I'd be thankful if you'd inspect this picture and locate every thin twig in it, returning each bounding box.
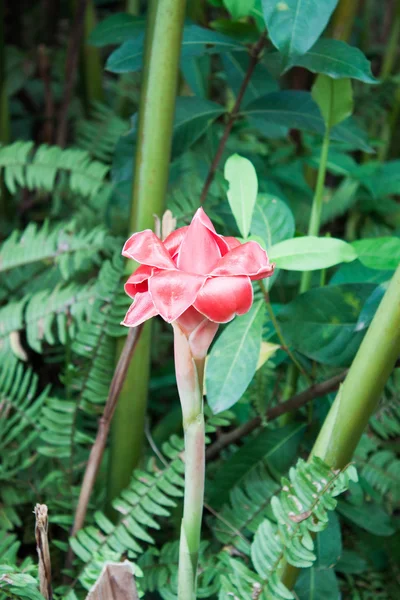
[200,33,267,204]
[206,371,348,460]
[56,0,89,147]
[206,355,400,461]
[66,325,143,567]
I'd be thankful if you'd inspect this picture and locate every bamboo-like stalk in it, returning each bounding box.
[79,0,103,109]
[107,0,187,508]
[281,264,400,590]
[330,0,360,41]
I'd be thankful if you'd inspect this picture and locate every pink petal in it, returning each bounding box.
[122,230,175,269]
[177,209,222,274]
[121,292,158,327]
[149,270,206,323]
[163,226,188,256]
[176,306,206,335]
[194,276,253,323]
[125,265,153,297]
[188,318,219,360]
[224,236,242,250]
[210,241,274,280]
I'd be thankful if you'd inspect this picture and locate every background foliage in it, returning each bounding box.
[0,1,399,599]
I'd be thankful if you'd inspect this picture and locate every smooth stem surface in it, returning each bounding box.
[108,0,186,508]
[281,265,400,591]
[173,324,205,599]
[300,126,331,293]
[80,0,103,108]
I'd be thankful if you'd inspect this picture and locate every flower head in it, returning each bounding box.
[122,208,274,332]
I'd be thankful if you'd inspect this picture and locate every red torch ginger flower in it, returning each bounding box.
[122,208,274,337]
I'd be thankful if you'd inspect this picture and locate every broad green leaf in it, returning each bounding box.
[171,98,224,159]
[209,423,305,507]
[244,91,372,152]
[106,34,144,73]
[336,550,367,574]
[330,260,394,285]
[224,154,258,238]
[287,39,378,84]
[269,236,357,270]
[222,52,278,106]
[352,237,400,270]
[311,74,353,129]
[312,74,353,129]
[295,568,340,600]
[337,500,395,536]
[277,283,376,366]
[106,24,244,73]
[111,97,223,184]
[251,194,295,249]
[223,0,256,19]
[315,512,342,569]
[206,301,264,413]
[261,0,338,58]
[359,160,400,198]
[89,13,145,46]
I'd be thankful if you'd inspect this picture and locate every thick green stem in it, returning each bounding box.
[300,126,331,293]
[173,324,205,600]
[107,0,186,507]
[281,265,400,590]
[80,0,103,108]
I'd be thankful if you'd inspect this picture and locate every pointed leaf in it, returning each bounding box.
[312,74,353,129]
[269,236,357,270]
[225,154,258,238]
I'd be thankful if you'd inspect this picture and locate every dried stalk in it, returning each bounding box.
[34,504,53,600]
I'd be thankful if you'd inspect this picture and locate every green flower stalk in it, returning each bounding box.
[120,208,275,598]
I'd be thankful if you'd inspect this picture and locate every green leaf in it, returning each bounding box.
[106,24,243,73]
[312,74,353,129]
[352,237,400,270]
[277,283,377,366]
[89,13,145,46]
[208,423,305,507]
[359,160,400,198]
[223,0,257,19]
[105,34,144,73]
[315,512,342,569]
[261,0,338,58]
[224,154,258,238]
[336,550,367,574]
[206,301,264,413]
[222,52,278,106]
[171,98,224,159]
[251,193,295,249]
[287,39,378,83]
[269,236,357,270]
[244,91,372,151]
[295,568,340,600]
[337,500,395,536]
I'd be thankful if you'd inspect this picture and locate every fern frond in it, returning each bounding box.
[213,464,279,555]
[25,282,96,353]
[361,450,400,503]
[69,435,185,591]
[220,457,357,600]
[369,401,400,439]
[0,300,25,356]
[76,102,129,163]
[0,221,111,277]
[0,141,109,198]
[0,566,43,600]
[0,356,48,481]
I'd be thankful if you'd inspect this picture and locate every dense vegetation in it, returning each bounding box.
[0,1,399,599]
